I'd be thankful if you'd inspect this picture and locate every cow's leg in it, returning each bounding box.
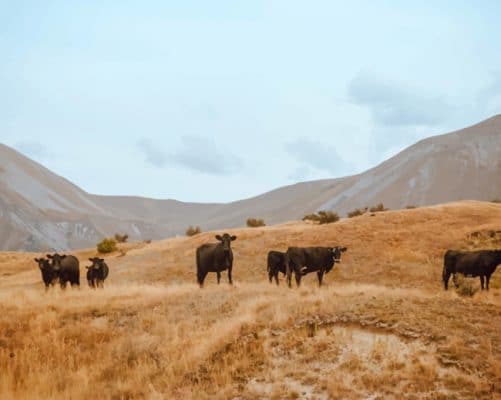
[285,258,293,288]
[268,269,273,284]
[480,275,485,290]
[443,272,451,290]
[274,272,279,286]
[217,271,221,284]
[486,274,491,291]
[228,266,233,285]
[197,270,208,288]
[294,271,302,287]
[317,270,324,287]
[443,267,451,290]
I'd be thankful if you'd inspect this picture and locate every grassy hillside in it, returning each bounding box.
[0,201,500,399]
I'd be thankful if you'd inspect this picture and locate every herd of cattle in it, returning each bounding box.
[34,254,109,289]
[34,233,501,291]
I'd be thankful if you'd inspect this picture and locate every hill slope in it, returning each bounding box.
[1,115,500,251]
[1,201,500,399]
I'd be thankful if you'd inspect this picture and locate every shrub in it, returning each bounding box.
[347,207,367,218]
[303,211,339,224]
[246,218,266,227]
[406,205,417,209]
[454,275,478,297]
[97,238,117,254]
[492,199,501,204]
[369,203,389,213]
[317,211,339,224]
[186,226,201,236]
[302,213,321,222]
[114,233,129,243]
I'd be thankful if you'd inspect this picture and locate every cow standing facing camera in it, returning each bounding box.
[86,257,109,288]
[47,253,80,288]
[196,233,237,287]
[34,257,58,289]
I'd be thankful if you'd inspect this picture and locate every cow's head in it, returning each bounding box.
[34,257,50,270]
[215,233,237,253]
[35,257,58,284]
[330,246,348,262]
[87,257,106,270]
[47,253,67,271]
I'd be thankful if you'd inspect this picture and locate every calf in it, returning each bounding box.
[285,246,347,288]
[34,257,58,289]
[196,233,237,287]
[443,249,501,290]
[267,250,286,285]
[86,257,109,288]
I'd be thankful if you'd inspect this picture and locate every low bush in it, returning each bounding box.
[186,226,201,236]
[454,275,478,297]
[303,213,320,222]
[303,211,339,224]
[246,218,266,227]
[369,203,389,213]
[347,207,367,218]
[97,238,117,254]
[405,205,417,209]
[114,233,129,243]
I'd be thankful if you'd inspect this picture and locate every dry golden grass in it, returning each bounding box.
[1,200,501,399]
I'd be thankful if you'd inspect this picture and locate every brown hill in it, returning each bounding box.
[1,115,500,251]
[0,201,500,399]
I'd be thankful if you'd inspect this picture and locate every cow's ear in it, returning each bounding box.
[341,247,347,252]
[85,266,91,269]
[34,258,40,262]
[61,255,67,259]
[89,258,94,262]
[230,235,237,241]
[99,258,105,262]
[215,235,222,241]
[46,254,53,259]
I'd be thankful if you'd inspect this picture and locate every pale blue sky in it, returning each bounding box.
[2,1,500,202]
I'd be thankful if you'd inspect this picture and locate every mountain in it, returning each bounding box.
[1,115,500,251]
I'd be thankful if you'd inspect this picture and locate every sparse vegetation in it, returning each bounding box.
[492,199,501,203]
[114,233,129,243]
[454,274,479,297]
[406,205,417,209]
[303,211,339,224]
[0,201,500,399]
[246,217,266,227]
[369,203,389,212]
[347,207,367,218]
[186,225,202,236]
[96,237,117,253]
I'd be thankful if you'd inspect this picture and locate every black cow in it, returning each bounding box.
[47,253,80,288]
[34,257,58,289]
[285,246,347,288]
[196,233,237,287]
[443,249,501,291]
[86,257,109,288]
[267,250,286,285]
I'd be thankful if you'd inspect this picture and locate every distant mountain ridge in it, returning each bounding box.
[1,115,500,251]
